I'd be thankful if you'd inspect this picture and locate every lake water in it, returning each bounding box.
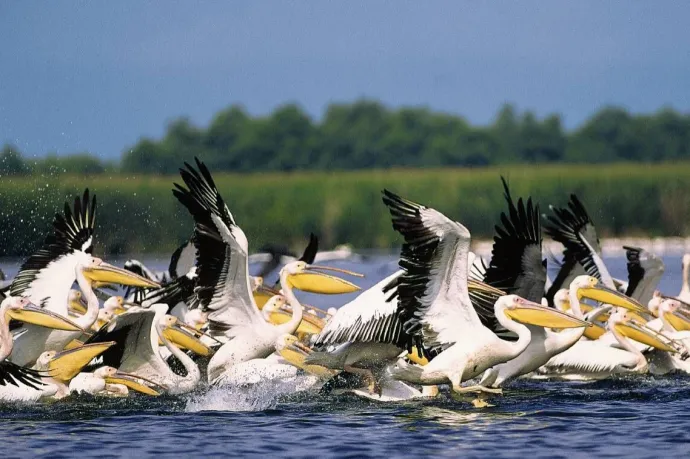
[1,254,688,458]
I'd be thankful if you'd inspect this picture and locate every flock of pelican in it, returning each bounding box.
[1,159,689,408]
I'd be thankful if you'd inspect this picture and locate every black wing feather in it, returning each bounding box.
[10,189,96,297]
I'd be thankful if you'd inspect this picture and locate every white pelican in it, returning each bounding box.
[10,255,159,366]
[9,190,159,366]
[207,260,359,385]
[304,270,407,393]
[380,189,588,395]
[172,158,360,385]
[539,308,679,380]
[211,334,326,392]
[643,299,690,374]
[83,304,210,395]
[476,182,645,388]
[0,297,103,402]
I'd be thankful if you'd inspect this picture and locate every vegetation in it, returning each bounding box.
[3,102,690,174]
[0,162,689,256]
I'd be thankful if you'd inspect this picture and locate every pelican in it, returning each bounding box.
[304,270,408,393]
[10,255,159,366]
[211,334,326,392]
[643,298,690,374]
[9,190,159,366]
[171,158,360,385]
[539,308,678,380]
[207,260,359,385]
[0,296,99,402]
[83,304,211,395]
[380,189,588,396]
[476,180,648,388]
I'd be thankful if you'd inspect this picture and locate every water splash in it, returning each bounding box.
[184,375,321,412]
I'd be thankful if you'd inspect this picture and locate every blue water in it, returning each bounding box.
[1,254,688,458]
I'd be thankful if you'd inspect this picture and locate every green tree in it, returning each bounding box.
[0,144,28,175]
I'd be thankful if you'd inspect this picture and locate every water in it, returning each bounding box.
[1,254,688,458]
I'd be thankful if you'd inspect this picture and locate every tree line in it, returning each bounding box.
[2,101,690,175]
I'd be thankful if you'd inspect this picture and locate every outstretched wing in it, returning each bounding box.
[10,189,96,314]
[173,158,263,329]
[543,194,614,288]
[168,239,196,279]
[84,309,156,370]
[0,361,45,390]
[313,270,409,350]
[624,246,664,305]
[483,177,546,303]
[382,189,481,355]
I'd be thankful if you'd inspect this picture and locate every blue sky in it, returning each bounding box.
[1,1,689,158]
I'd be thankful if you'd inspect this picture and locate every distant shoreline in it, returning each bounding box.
[471,237,690,258]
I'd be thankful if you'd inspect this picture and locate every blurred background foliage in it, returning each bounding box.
[2,101,690,256]
[4,101,690,175]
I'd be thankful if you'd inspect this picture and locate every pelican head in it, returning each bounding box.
[92,366,163,395]
[660,298,690,331]
[611,309,678,353]
[36,350,58,371]
[281,261,363,294]
[275,333,336,378]
[158,314,215,357]
[264,295,287,313]
[103,296,130,314]
[81,256,161,289]
[2,296,84,331]
[572,275,647,315]
[93,309,115,330]
[94,366,118,379]
[500,294,591,329]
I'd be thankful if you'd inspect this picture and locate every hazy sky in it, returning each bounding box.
[2,2,689,158]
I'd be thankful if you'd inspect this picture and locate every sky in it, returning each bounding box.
[1,1,689,158]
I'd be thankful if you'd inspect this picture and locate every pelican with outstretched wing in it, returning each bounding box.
[380,190,588,397]
[172,158,360,386]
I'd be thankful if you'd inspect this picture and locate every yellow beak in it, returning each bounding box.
[578,285,648,315]
[663,310,690,332]
[48,342,115,382]
[69,298,88,315]
[64,338,86,350]
[82,262,160,288]
[254,285,282,310]
[104,372,165,396]
[615,321,678,353]
[277,339,337,378]
[287,265,363,294]
[583,323,607,340]
[7,306,84,332]
[266,310,325,335]
[505,301,592,329]
[161,325,214,356]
